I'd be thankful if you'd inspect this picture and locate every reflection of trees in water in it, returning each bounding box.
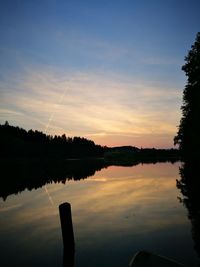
[177,160,200,262]
[0,158,179,201]
[0,159,107,201]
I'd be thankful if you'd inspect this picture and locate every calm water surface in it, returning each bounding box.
[0,162,199,266]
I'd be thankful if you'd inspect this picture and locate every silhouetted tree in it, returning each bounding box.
[175,32,200,263]
[174,32,200,160]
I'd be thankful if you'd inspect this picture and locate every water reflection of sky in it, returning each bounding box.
[0,162,199,267]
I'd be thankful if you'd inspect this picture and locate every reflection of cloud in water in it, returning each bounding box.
[38,162,186,240]
[72,177,185,235]
[86,177,107,182]
[0,203,22,212]
[0,161,196,267]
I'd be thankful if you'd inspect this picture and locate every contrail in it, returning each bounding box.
[44,185,54,206]
[44,88,66,133]
[44,112,54,133]
[43,87,67,206]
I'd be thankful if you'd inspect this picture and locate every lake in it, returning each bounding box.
[0,161,199,267]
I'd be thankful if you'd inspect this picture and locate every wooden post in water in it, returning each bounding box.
[59,202,75,267]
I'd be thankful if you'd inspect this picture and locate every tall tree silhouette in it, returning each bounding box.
[174,32,200,160]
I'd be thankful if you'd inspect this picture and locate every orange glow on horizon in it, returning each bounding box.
[87,133,176,149]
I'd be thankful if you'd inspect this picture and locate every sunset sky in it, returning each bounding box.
[0,0,200,148]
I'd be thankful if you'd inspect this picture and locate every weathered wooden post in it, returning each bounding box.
[59,202,75,267]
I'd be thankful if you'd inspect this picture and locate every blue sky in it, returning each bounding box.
[0,0,200,147]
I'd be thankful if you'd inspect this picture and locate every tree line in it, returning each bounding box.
[0,121,105,158]
[0,121,180,160]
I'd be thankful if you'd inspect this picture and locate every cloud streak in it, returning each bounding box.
[0,66,181,147]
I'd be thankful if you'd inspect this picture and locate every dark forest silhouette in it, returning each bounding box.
[0,121,179,160]
[0,121,180,200]
[175,32,200,264]
[174,32,200,160]
[0,121,105,158]
[105,146,179,163]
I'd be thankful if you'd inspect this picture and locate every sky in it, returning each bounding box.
[0,0,200,148]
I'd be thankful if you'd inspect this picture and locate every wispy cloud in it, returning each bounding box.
[0,66,181,147]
